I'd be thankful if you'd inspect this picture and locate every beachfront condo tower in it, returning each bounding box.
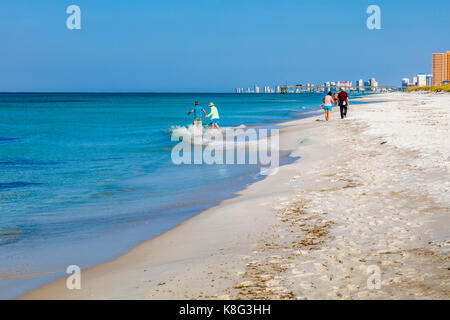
[426,74,433,86]
[417,73,427,87]
[446,51,450,83]
[432,52,445,86]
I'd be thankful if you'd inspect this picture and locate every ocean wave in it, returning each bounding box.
[0,160,62,166]
[0,182,42,191]
[167,124,271,150]
[167,123,247,135]
[0,137,21,144]
[0,227,27,246]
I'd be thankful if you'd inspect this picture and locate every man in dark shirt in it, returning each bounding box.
[338,89,349,119]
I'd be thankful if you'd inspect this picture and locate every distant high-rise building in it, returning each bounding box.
[356,79,364,91]
[426,74,433,86]
[401,78,410,87]
[276,86,281,93]
[412,76,418,86]
[336,81,352,88]
[445,51,450,82]
[254,85,260,94]
[369,78,378,89]
[417,73,427,87]
[432,53,445,86]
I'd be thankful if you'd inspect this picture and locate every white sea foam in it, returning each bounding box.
[168,124,265,149]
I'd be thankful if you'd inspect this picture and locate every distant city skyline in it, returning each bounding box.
[235,77,384,94]
[0,1,449,92]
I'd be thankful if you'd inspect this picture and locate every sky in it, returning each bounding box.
[0,0,449,92]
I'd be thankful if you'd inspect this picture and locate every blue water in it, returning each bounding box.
[0,92,334,298]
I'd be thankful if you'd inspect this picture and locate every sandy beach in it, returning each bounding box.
[22,92,450,300]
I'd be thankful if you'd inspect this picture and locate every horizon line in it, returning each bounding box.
[0,91,241,94]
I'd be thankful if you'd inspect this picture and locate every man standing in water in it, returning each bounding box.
[187,101,207,130]
[338,88,349,119]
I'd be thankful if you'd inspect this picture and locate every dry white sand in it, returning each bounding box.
[22,92,450,300]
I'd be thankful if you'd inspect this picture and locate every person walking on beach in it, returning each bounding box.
[187,101,207,130]
[206,102,220,132]
[338,88,349,119]
[333,92,339,107]
[323,92,333,121]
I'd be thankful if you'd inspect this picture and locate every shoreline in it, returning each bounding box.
[20,102,327,299]
[1,95,323,300]
[22,92,450,299]
[13,101,324,299]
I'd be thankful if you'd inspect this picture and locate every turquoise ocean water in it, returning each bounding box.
[0,92,345,298]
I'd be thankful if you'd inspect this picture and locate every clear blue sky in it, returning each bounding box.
[0,0,449,92]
